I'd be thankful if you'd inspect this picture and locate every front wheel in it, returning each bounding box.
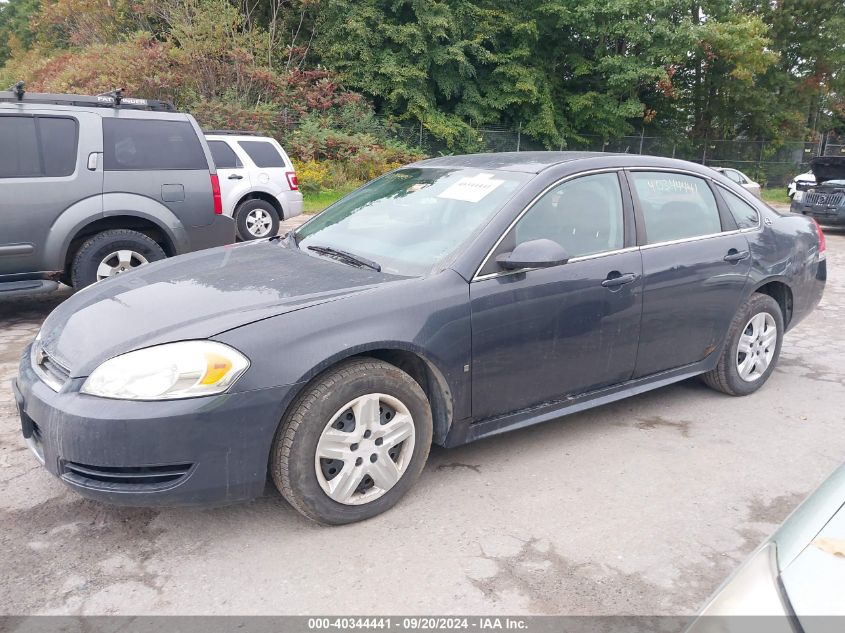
[270,358,433,524]
[702,293,784,396]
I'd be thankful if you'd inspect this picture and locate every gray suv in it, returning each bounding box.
[0,87,235,292]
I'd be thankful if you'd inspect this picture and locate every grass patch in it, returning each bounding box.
[302,186,359,214]
[761,187,791,205]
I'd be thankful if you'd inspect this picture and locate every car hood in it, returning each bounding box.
[39,240,401,377]
[810,157,845,185]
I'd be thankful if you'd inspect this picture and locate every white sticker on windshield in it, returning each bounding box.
[437,173,504,203]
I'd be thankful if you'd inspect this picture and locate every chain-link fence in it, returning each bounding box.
[276,112,838,187]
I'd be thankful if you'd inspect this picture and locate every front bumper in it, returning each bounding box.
[791,201,845,226]
[13,345,295,506]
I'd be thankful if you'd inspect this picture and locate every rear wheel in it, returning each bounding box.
[70,229,166,289]
[702,293,784,396]
[235,199,280,240]
[270,358,433,524]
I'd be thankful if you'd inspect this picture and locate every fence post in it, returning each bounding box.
[672,143,676,159]
[638,128,645,154]
[516,123,521,152]
[419,121,423,148]
[702,135,708,165]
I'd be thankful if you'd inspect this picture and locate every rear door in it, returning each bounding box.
[629,170,751,378]
[207,139,250,215]
[102,115,213,226]
[0,111,101,275]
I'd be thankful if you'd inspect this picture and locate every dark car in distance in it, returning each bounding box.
[790,156,845,226]
[14,153,826,524]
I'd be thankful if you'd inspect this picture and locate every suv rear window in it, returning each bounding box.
[208,140,243,169]
[0,115,78,178]
[238,140,286,168]
[104,119,207,171]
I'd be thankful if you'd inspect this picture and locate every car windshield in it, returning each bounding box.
[294,167,530,276]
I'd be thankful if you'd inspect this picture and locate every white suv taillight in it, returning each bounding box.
[285,171,299,191]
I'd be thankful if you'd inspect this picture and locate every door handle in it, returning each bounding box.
[724,249,750,263]
[601,272,638,288]
[228,174,244,180]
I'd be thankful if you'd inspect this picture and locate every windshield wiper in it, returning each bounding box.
[306,245,382,272]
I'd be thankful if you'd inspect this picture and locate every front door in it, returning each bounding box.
[470,171,643,420]
[627,170,752,377]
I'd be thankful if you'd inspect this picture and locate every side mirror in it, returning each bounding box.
[496,238,570,270]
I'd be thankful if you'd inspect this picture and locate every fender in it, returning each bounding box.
[234,186,286,214]
[43,193,190,270]
[285,341,457,445]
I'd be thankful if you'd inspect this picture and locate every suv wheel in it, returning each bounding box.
[702,293,784,396]
[70,229,166,288]
[236,199,280,240]
[270,358,433,525]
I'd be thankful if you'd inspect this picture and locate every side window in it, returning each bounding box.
[723,169,743,184]
[208,141,242,169]
[238,140,286,168]
[0,116,78,178]
[39,117,78,177]
[720,187,759,229]
[103,119,207,170]
[631,172,722,244]
[513,172,625,259]
[0,116,40,178]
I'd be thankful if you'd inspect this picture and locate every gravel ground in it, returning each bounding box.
[1,219,843,616]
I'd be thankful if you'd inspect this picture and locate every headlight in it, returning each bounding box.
[81,341,249,400]
[794,191,804,202]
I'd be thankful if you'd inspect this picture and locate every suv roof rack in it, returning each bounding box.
[204,130,261,136]
[0,84,176,112]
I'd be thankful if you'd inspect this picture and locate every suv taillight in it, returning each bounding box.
[210,174,223,215]
[285,171,299,191]
[813,218,826,259]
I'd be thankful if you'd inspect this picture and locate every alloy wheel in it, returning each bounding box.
[96,250,149,281]
[314,393,416,505]
[736,312,777,382]
[246,208,273,237]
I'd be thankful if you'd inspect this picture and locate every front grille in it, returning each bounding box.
[61,461,193,491]
[805,191,844,207]
[33,347,71,391]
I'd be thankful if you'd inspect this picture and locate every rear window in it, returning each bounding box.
[238,140,286,168]
[631,172,723,243]
[0,115,77,178]
[104,118,207,171]
[208,140,242,169]
[719,186,760,229]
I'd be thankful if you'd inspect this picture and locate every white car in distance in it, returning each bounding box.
[205,132,303,240]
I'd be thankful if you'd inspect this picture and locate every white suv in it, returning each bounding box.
[205,132,303,240]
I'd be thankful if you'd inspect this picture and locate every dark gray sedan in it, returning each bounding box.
[13,153,826,524]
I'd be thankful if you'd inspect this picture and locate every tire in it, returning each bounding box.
[235,199,280,241]
[270,358,433,525]
[70,229,166,289]
[702,293,784,396]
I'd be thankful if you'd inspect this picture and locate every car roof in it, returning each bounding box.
[410,151,728,176]
[412,151,620,174]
